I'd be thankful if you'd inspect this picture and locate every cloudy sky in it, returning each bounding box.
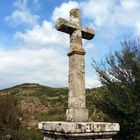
[0,0,140,89]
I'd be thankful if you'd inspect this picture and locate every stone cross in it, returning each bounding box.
[39,9,119,140]
[56,8,95,122]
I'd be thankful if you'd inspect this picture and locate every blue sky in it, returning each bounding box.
[0,0,140,89]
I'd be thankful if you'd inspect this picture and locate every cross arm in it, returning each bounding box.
[55,18,95,40]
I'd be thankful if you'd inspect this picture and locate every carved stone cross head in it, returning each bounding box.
[55,8,95,56]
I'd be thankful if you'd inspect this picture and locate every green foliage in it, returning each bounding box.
[0,94,22,139]
[19,128,43,140]
[0,93,43,140]
[35,113,65,122]
[92,40,140,139]
[31,87,68,108]
[34,108,66,121]
[86,87,109,121]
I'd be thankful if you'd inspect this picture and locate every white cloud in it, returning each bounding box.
[121,0,140,10]
[52,1,79,21]
[86,75,101,88]
[136,23,140,36]
[115,0,140,36]
[0,46,99,89]
[2,3,71,89]
[13,0,28,10]
[80,0,140,35]
[0,48,68,89]
[81,0,115,27]
[3,14,71,89]
[5,10,39,26]
[14,20,69,49]
[5,0,39,26]
[83,42,95,50]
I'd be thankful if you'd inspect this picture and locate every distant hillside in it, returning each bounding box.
[0,83,107,128]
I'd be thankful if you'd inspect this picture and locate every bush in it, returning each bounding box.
[92,39,140,139]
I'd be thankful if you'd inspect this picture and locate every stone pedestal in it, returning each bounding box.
[38,121,120,140]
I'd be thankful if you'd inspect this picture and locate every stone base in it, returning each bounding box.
[66,109,88,122]
[38,121,120,140]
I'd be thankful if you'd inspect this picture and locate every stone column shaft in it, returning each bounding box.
[68,53,85,109]
[66,29,88,122]
[55,8,95,122]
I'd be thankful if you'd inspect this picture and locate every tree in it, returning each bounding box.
[92,40,140,140]
[0,94,22,139]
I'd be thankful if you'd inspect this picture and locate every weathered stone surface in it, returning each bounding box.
[69,30,84,54]
[55,17,95,40]
[67,52,88,121]
[38,121,120,139]
[68,54,85,109]
[55,8,95,41]
[38,122,120,133]
[56,8,94,122]
[66,109,88,122]
[70,8,81,24]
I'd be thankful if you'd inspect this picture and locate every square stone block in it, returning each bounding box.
[66,109,88,122]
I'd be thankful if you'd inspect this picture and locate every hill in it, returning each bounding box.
[0,83,107,128]
[0,83,111,139]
